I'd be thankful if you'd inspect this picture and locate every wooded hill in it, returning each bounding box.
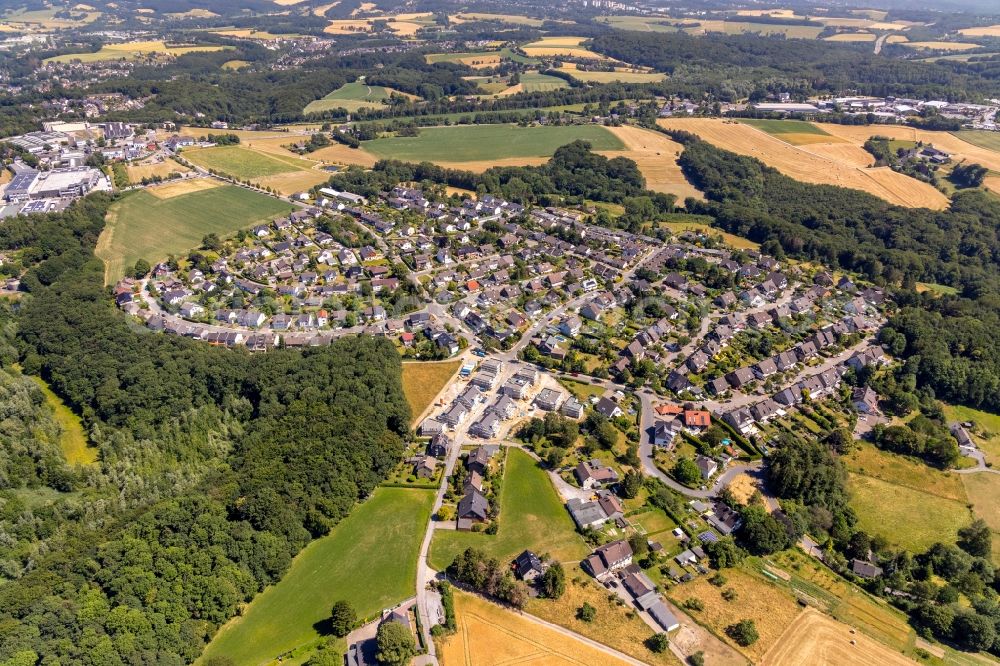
[0,194,411,663]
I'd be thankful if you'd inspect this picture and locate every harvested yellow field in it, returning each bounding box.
[762,609,916,666]
[273,0,307,4]
[598,125,703,202]
[257,170,330,196]
[313,2,339,17]
[178,127,292,142]
[986,175,1000,196]
[307,143,378,167]
[352,2,376,13]
[456,54,501,68]
[521,36,608,60]
[222,59,249,70]
[495,83,523,96]
[324,19,374,33]
[166,8,217,18]
[441,591,635,666]
[147,177,222,200]
[125,160,189,181]
[903,41,982,51]
[452,12,544,26]
[735,9,804,18]
[959,24,1000,37]
[778,132,847,146]
[825,32,876,42]
[668,568,802,661]
[816,123,1000,173]
[658,118,948,209]
[805,142,876,168]
[887,35,909,43]
[386,20,424,37]
[212,29,295,40]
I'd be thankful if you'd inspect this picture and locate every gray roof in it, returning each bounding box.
[458,489,490,520]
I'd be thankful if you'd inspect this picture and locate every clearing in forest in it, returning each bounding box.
[658,118,949,209]
[598,125,704,202]
[303,81,418,114]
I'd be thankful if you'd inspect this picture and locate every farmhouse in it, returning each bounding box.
[583,540,633,581]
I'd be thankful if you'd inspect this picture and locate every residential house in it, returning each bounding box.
[583,540,633,581]
[594,396,623,420]
[575,459,619,490]
[695,455,718,480]
[513,550,547,582]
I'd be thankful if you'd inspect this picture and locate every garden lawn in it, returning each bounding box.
[97,186,293,283]
[429,448,588,570]
[401,360,462,426]
[182,145,307,179]
[200,487,435,665]
[362,124,623,163]
[848,473,973,552]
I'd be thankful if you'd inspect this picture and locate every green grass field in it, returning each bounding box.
[402,360,462,425]
[182,145,304,179]
[954,130,1000,153]
[557,68,665,84]
[28,375,96,466]
[849,472,973,552]
[520,71,569,92]
[741,118,832,136]
[363,124,623,163]
[304,81,402,114]
[845,442,968,502]
[429,448,588,570]
[98,186,293,283]
[200,487,435,665]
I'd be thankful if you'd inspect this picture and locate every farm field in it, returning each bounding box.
[362,124,624,164]
[401,360,462,426]
[521,36,609,60]
[211,29,302,40]
[97,183,293,284]
[824,32,876,42]
[658,118,949,209]
[28,375,96,466]
[554,63,665,84]
[426,51,503,68]
[849,472,973,552]
[958,24,1000,37]
[200,488,435,665]
[519,71,569,92]
[221,59,250,69]
[666,567,803,662]
[525,565,681,666]
[451,12,544,26]
[46,41,229,63]
[845,443,968,502]
[125,159,189,182]
[760,550,915,653]
[901,41,983,51]
[181,145,329,194]
[440,590,636,666]
[303,81,417,114]
[598,125,704,202]
[685,20,824,38]
[428,448,588,570]
[820,124,1000,170]
[762,609,916,666]
[739,118,839,145]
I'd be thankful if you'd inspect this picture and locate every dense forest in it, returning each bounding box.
[591,31,1000,101]
[0,195,411,663]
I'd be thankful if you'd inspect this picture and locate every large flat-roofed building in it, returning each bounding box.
[28,167,102,199]
[4,170,38,203]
